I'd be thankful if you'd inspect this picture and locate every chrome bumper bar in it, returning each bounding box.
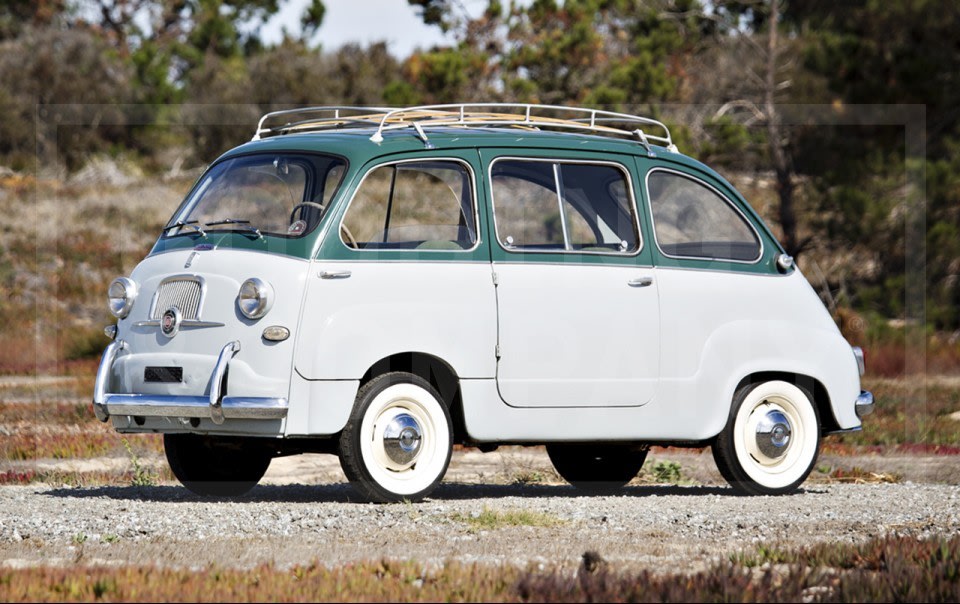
[93,340,288,425]
[855,390,874,418]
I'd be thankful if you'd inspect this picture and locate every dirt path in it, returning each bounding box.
[2,448,958,573]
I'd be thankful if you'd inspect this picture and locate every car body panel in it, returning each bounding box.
[99,123,865,444]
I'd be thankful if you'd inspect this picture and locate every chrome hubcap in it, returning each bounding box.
[382,413,422,466]
[754,408,792,460]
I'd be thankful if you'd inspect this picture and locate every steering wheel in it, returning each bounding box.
[340,224,359,249]
[289,201,326,224]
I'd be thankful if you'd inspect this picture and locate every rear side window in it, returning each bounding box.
[647,170,761,262]
[340,160,476,251]
[491,159,640,254]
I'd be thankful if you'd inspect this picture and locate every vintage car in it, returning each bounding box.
[93,104,873,502]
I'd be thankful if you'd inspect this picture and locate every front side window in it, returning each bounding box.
[647,170,761,262]
[340,160,476,250]
[491,159,640,254]
[165,154,346,238]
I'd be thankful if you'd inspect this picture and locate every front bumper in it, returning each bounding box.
[93,340,288,425]
[855,390,875,418]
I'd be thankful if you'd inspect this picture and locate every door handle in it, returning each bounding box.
[319,270,352,279]
[627,276,653,287]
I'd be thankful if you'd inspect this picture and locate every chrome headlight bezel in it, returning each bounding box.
[238,278,273,320]
[108,277,138,319]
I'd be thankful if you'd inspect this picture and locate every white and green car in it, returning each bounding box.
[94,105,873,501]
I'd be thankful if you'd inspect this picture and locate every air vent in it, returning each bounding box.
[152,278,202,320]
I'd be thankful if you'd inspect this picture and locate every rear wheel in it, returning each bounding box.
[546,444,647,492]
[712,380,820,495]
[164,434,272,497]
[339,372,453,503]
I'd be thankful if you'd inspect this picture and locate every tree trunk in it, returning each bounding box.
[764,0,800,258]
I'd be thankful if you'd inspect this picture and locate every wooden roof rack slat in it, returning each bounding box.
[252,103,678,153]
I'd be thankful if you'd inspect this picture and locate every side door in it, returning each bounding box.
[483,150,660,408]
[294,153,497,384]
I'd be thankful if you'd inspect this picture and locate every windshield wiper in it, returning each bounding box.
[162,220,206,237]
[205,218,263,239]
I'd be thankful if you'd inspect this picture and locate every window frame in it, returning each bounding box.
[488,156,644,257]
[644,167,764,265]
[337,157,481,254]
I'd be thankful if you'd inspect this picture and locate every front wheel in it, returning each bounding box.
[712,380,820,495]
[164,434,272,497]
[339,372,453,503]
[546,444,648,492]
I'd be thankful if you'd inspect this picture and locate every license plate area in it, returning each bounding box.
[144,366,183,383]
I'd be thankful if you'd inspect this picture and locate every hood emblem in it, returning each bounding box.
[160,307,182,338]
[184,251,199,268]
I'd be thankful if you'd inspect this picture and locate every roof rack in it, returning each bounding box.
[252,106,393,141]
[252,103,678,153]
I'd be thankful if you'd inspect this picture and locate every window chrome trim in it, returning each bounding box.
[337,157,481,253]
[487,156,644,257]
[644,167,764,265]
[146,274,208,321]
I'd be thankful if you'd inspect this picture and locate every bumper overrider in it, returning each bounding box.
[93,340,288,425]
[855,390,875,418]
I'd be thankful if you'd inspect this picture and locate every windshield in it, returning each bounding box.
[164,153,346,239]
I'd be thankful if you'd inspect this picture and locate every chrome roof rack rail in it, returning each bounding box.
[252,103,678,152]
[252,106,393,141]
[367,104,677,152]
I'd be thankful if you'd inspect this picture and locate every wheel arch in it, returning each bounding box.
[359,351,467,443]
[732,371,841,435]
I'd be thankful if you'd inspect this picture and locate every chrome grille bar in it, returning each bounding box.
[151,278,203,320]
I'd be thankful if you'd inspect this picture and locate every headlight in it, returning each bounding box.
[107,277,137,318]
[238,278,273,319]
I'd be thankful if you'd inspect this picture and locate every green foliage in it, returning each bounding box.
[63,328,107,362]
[729,544,789,567]
[452,507,566,532]
[122,437,157,487]
[650,460,682,483]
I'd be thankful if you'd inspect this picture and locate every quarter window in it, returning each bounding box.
[341,160,476,250]
[647,170,761,262]
[491,160,639,253]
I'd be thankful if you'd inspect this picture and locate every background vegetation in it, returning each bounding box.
[1,534,958,602]
[0,0,957,371]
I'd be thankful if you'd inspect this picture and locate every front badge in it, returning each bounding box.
[160,306,182,338]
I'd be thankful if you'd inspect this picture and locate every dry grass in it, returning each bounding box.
[1,535,958,602]
[830,377,960,450]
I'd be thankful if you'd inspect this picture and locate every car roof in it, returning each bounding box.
[220,125,723,184]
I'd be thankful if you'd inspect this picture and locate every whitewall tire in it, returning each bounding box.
[339,372,453,503]
[713,380,820,495]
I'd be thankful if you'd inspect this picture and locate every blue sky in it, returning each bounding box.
[261,0,461,57]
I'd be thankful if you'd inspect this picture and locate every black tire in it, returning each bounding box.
[546,444,648,492]
[164,434,272,497]
[339,372,453,503]
[712,380,820,495]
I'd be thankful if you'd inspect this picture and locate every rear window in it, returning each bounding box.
[647,170,761,262]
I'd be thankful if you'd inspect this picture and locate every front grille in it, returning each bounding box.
[152,278,202,320]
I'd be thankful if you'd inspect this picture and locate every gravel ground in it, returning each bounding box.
[2,448,959,573]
